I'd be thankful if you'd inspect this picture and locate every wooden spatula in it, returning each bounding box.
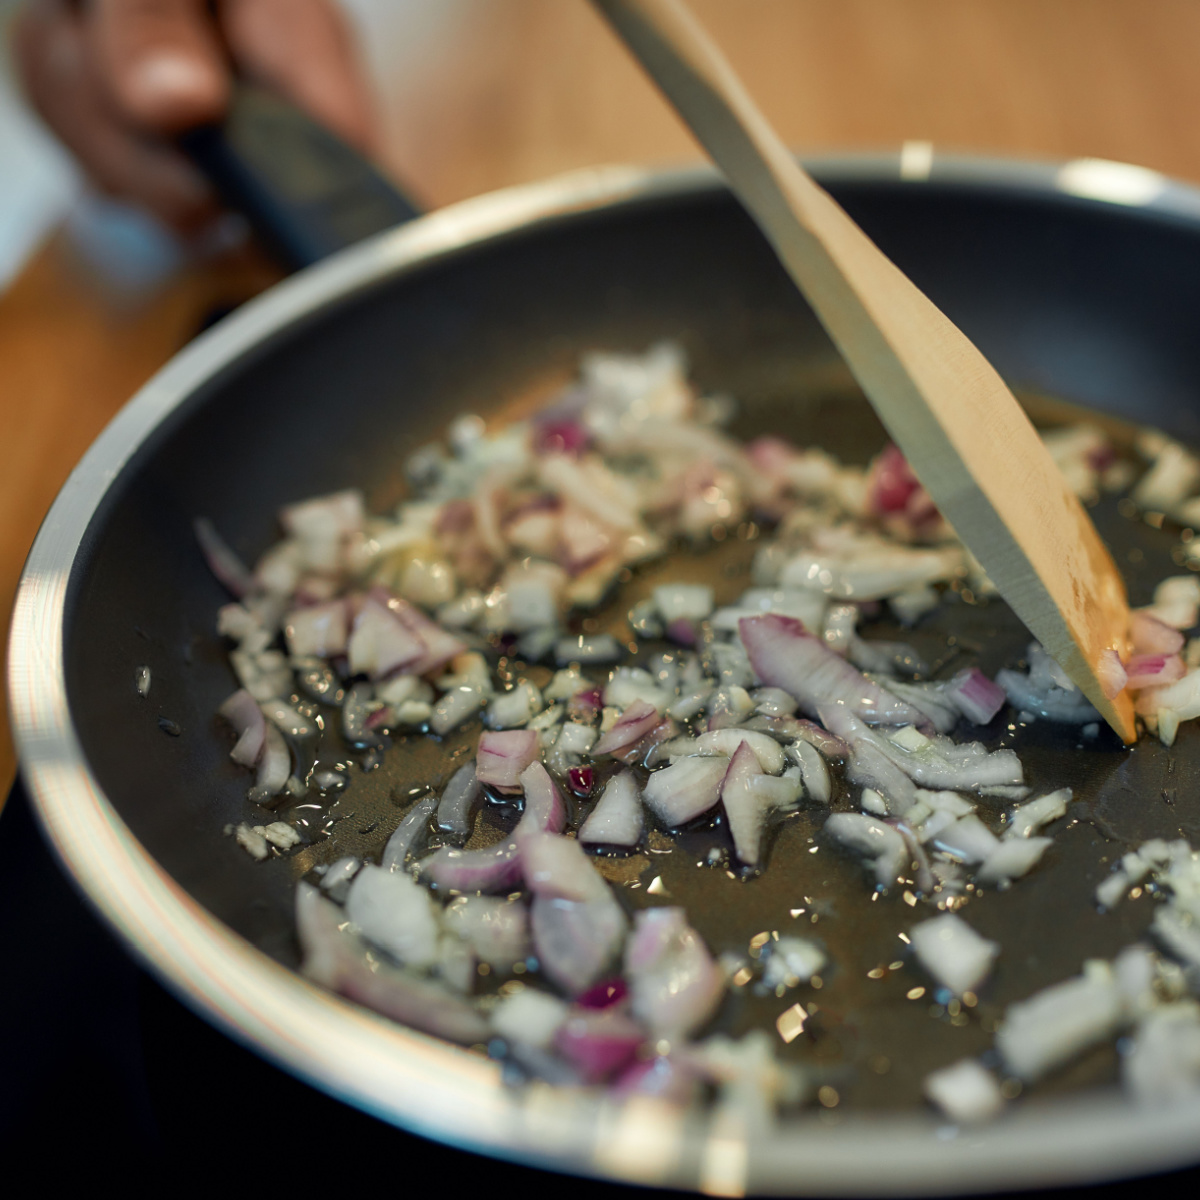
[593,0,1136,742]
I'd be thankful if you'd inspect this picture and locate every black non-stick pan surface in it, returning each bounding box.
[12,151,1200,1192]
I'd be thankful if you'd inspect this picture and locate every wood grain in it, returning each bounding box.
[5,0,1200,789]
[591,0,1136,736]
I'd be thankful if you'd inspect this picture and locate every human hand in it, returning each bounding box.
[14,0,379,235]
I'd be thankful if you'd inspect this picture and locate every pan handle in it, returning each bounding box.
[180,83,422,272]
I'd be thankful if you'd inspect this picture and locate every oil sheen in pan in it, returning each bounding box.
[261,386,1196,1112]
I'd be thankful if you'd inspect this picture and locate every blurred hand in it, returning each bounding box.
[14,0,379,235]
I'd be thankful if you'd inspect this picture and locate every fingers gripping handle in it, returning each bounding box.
[181,84,421,271]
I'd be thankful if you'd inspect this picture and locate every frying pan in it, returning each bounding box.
[10,87,1200,1191]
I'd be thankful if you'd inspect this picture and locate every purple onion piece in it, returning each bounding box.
[553,1009,645,1082]
[378,589,467,677]
[739,614,928,728]
[576,977,629,1010]
[194,517,255,598]
[476,729,540,790]
[348,597,426,679]
[249,723,290,803]
[593,698,662,757]
[534,416,591,457]
[945,667,1006,725]
[623,907,723,1039]
[793,719,851,760]
[567,766,595,797]
[665,618,698,647]
[295,884,488,1044]
[531,892,628,995]
[421,841,524,893]
[515,761,566,839]
[567,688,603,723]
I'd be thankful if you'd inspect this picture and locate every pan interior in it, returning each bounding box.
[55,171,1200,1135]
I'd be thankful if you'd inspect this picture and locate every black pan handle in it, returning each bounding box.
[180,83,422,272]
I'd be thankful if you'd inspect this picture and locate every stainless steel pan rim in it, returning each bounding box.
[10,150,1200,1195]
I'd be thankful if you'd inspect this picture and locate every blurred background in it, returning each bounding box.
[4,0,1200,794]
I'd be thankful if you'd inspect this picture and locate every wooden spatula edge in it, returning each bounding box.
[592,0,1136,742]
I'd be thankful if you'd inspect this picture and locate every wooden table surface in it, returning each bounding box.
[5,0,1200,796]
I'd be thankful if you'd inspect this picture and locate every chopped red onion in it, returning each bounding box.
[531,892,628,995]
[554,1008,645,1082]
[345,863,440,968]
[641,755,728,826]
[785,739,831,803]
[381,794,439,871]
[931,814,1002,864]
[342,681,382,747]
[421,840,524,894]
[348,597,426,679]
[910,912,999,996]
[593,698,662,757]
[567,688,602,723]
[1130,610,1185,656]
[623,907,723,1039]
[868,443,922,514]
[218,688,266,767]
[1122,1004,1200,1107]
[248,723,290,803]
[194,517,255,598]
[296,884,488,1044]
[739,614,927,727]
[534,416,592,457]
[515,761,567,840]
[720,741,772,866]
[1126,653,1186,690]
[944,667,1007,725]
[436,762,482,840]
[522,832,612,903]
[576,978,629,1010]
[381,592,467,677]
[579,771,643,846]
[261,698,316,739]
[567,766,595,797]
[284,600,349,659]
[693,728,785,773]
[820,705,1024,793]
[653,583,714,624]
[430,685,485,736]
[442,895,530,968]
[792,719,850,759]
[476,729,540,791]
